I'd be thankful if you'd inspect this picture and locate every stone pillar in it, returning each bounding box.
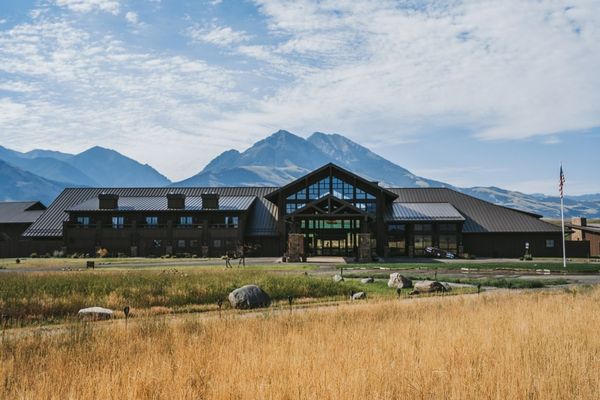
[357,233,371,262]
[287,233,305,262]
[201,245,209,258]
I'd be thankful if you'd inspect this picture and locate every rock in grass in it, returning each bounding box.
[388,273,412,289]
[333,274,344,283]
[228,285,271,309]
[413,280,449,293]
[78,307,114,320]
[352,291,367,300]
[360,277,375,284]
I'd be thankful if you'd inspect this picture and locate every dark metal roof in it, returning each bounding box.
[67,196,256,212]
[24,188,278,238]
[388,188,562,233]
[385,203,465,222]
[25,184,563,239]
[0,201,46,224]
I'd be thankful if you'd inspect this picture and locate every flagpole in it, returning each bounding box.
[560,191,566,268]
[560,163,567,269]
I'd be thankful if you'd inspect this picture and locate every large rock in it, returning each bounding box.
[388,273,413,289]
[352,291,367,300]
[360,277,375,284]
[228,285,271,309]
[333,274,344,283]
[413,280,450,293]
[78,307,114,320]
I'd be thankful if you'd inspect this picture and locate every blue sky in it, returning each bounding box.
[0,0,599,194]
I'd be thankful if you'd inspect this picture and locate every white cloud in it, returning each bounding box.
[54,0,120,15]
[0,18,246,179]
[203,0,600,147]
[125,11,138,25]
[187,24,250,47]
[2,0,600,182]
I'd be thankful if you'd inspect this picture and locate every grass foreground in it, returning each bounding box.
[0,269,367,326]
[2,286,600,399]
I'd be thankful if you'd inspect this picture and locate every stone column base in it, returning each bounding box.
[357,233,371,262]
[287,233,305,262]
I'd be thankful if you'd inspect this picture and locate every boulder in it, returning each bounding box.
[78,307,114,320]
[333,274,344,283]
[413,280,449,293]
[388,273,413,289]
[228,285,271,309]
[352,291,367,300]
[360,277,375,284]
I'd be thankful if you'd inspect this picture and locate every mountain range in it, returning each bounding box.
[1,130,598,218]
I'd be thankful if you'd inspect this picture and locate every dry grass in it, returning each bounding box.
[2,288,600,399]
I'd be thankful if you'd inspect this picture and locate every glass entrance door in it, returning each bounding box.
[316,237,349,256]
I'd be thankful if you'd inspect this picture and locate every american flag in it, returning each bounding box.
[559,165,565,198]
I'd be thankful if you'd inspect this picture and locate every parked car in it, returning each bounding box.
[425,246,456,259]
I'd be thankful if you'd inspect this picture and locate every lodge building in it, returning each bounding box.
[22,163,568,259]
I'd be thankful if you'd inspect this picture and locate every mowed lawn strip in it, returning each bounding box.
[339,261,600,273]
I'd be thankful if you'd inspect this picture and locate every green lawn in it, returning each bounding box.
[338,261,600,273]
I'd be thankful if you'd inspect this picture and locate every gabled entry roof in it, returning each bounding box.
[265,163,399,203]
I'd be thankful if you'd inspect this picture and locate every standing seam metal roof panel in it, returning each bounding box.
[388,188,562,233]
[66,196,256,211]
[23,188,279,238]
[0,201,46,224]
[385,203,465,222]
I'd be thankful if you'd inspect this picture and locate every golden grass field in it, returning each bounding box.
[2,286,600,399]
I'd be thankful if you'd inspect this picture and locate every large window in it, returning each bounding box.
[439,234,458,252]
[308,178,330,200]
[300,219,361,230]
[388,238,406,256]
[332,177,354,200]
[439,224,457,232]
[285,174,377,215]
[112,216,124,229]
[414,234,433,255]
[414,224,432,232]
[388,223,406,232]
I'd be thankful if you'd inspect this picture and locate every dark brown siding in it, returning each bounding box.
[462,233,563,258]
